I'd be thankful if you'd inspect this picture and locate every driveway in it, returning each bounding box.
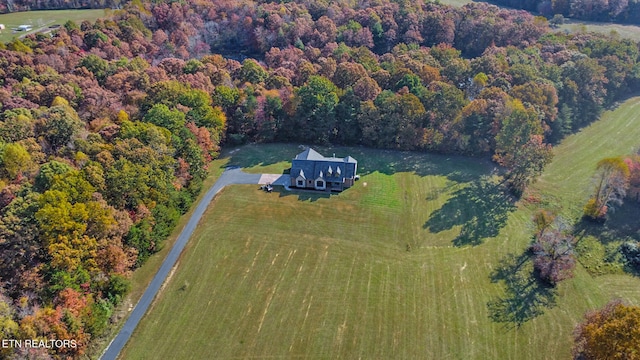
[100,167,285,360]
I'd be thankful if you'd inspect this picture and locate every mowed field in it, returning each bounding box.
[120,98,640,359]
[0,9,106,43]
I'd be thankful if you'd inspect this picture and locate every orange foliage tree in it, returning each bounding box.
[573,300,640,360]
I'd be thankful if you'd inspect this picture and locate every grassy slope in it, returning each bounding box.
[120,98,640,359]
[0,9,106,43]
[535,99,640,219]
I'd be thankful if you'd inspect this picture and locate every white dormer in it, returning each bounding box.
[318,170,324,178]
[336,167,341,176]
[327,166,333,176]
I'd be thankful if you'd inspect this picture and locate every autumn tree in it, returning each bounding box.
[0,295,19,358]
[494,100,553,195]
[573,300,640,360]
[38,97,84,152]
[0,110,35,142]
[239,59,268,84]
[584,157,630,221]
[0,143,32,180]
[530,228,576,286]
[292,75,340,143]
[143,103,186,133]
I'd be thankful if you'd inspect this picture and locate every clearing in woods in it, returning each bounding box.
[0,9,106,43]
[119,97,640,359]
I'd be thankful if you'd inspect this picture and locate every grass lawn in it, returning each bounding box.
[0,9,107,43]
[120,98,640,359]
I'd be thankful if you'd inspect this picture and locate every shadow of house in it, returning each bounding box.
[273,186,334,202]
[424,176,516,246]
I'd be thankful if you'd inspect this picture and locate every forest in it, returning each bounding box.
[0,0,640,358]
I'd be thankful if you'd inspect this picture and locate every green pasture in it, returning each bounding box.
[0,9,107,43]
[120,97,640,359]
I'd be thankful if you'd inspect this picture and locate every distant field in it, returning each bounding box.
[0,9,107,43]
[439,0,474,6]
[438,0,640,41]
[120,97,640,359]
[556,19,640,41]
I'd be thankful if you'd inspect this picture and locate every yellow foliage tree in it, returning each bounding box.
[584,157,630,220]
[573,300,640,359]
[0,143,32,179]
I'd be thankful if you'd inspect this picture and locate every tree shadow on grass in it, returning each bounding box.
[221,143,300,170]
[573,201,640,276]
[487,252,558,329]
[574,201,640,244]
[424,176,516,246]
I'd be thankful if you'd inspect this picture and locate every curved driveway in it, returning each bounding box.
[100,168,275,360]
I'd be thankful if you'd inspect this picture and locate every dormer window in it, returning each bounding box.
[336,167,341,176]
[327,166,333,176]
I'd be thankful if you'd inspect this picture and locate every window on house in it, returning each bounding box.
[297,180,304,187]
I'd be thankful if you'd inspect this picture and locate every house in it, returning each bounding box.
[17,25,32,32]
[290,148,357,191]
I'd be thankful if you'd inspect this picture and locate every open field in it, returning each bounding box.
[0,9,106,43]
[556,19,640,42]
[439,0,474,7]
[120,97,640,359]
[535,98,640,219]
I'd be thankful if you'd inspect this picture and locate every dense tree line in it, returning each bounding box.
[0,9,227,355]
[483,0,640,24]
[0,0,639,357]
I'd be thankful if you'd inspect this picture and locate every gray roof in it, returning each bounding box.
[291,148,357,181]
[294,148,357,164]
[295,148,326,161]
[343,156,357,163]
